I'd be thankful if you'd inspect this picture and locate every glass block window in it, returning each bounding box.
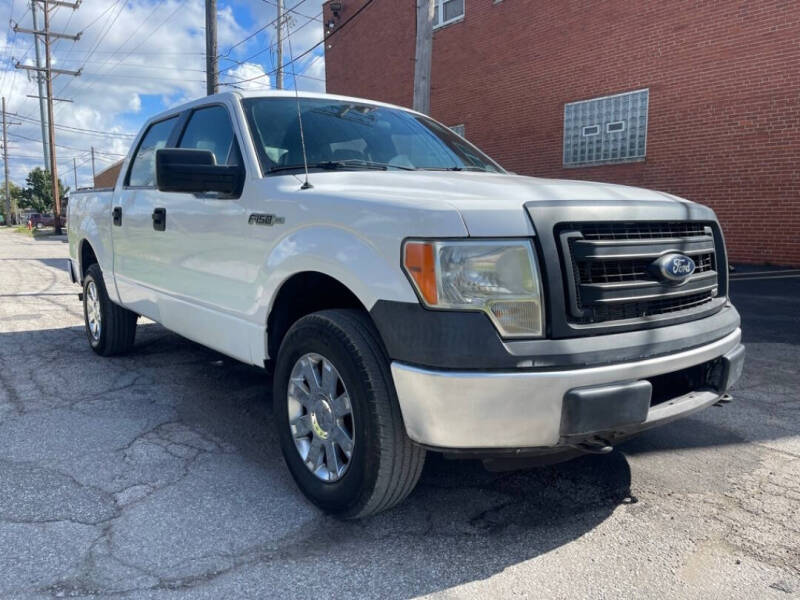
[563,89,649,167]
[434,0,464,28]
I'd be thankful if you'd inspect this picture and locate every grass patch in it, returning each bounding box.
[13,225,34,236]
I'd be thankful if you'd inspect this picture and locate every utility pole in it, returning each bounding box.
[205,0,218,95]
[14,0,81,235]
[2,97,10,225]
[276,0,284,89]
[90,146,95,183]
[43,0,64,234]
[73,157,78,190]
[413,0,435,114]
[31,2,50,171]
[1,98,21,225]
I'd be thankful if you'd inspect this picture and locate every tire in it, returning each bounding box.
[83,263,138,356]
[273,309,425,519]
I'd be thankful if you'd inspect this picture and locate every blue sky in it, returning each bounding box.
[0,0,327,187]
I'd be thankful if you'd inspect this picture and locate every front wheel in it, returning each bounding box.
[83,263,138,356]
[273,309,425,519]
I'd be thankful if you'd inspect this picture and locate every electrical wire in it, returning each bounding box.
[219,0,376,88]
[218,0,311,58]
[218,10,321,74]
[259,0,321,24]
[9,112,135,138]
[7,131,127,156]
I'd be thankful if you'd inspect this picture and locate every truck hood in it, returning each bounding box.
[296,171,695,236]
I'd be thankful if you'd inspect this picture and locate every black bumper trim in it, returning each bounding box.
[561,380,652,436]
[370,300,741,370]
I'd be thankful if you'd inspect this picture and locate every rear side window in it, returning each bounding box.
[178,105,240,166]
[127,117,178,187]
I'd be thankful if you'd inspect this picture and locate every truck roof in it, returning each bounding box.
[143,90,423,129]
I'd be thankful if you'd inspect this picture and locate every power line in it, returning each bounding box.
[219,0,311,58]
[13,0,83,234]
[218,9,321,75]
[50,0,127,107]
[7,131,126,156]
[9,112,135,138]
[260,0,321,24]
[94,0,188,80]
[85,1,164,79]
[219,0,376,88]
[44,56,207,72]
[79,72,207,84]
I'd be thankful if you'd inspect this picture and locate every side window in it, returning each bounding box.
[127,117,178,187]
[178,105,240,166]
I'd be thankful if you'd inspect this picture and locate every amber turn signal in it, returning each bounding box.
[403,241,438,305]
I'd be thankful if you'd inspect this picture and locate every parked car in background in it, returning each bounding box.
[67,90,745,518]
[28,212,66,229]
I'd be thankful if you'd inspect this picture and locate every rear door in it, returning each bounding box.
[111,114,181,320]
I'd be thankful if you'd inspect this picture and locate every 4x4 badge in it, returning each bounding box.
[248,213,285,226]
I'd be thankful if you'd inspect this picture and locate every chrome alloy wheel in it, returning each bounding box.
[86,280,102,341]
[287,353,355,482]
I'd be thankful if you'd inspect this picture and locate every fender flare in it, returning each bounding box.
[256,225,418,326]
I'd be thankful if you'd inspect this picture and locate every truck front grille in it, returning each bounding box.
[557,221,722,325]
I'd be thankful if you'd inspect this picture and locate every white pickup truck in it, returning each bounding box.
[68,91,745,518]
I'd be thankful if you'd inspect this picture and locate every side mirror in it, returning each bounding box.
[155,148,243,196]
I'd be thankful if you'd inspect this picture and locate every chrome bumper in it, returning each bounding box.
[391,329,743,449]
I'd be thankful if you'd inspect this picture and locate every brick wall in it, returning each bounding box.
[324,0,800,266]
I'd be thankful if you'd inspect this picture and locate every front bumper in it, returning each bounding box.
[391,329,743,450]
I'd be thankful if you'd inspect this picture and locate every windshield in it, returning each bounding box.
[241,97,504,175]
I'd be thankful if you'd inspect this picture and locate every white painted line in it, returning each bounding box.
[731,274,800,282]
[731,269,800,277]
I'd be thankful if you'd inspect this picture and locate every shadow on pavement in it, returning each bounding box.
[1,297,795,596]
[1,322,634,596]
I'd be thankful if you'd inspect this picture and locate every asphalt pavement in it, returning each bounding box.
[0,228,798,599]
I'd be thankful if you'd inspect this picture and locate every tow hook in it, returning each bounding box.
[78,292,84,302]
[573,437,613,455]
[714,394,733,407]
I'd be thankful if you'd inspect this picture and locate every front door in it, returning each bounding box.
[146,103,264,364]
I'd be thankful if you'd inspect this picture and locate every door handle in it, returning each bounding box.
[112,206,122,226]
[152,207,166,231]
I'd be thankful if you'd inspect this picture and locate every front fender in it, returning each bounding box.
[256,225,418,323]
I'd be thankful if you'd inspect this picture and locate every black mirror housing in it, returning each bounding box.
[155,148,243,197]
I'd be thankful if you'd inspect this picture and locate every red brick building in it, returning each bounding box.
[323,0,800,266]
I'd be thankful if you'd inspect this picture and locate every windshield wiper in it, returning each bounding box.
[268,160,416,174]
[420,165,487,172]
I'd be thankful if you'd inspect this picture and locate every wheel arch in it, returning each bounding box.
[258,225,419,363]
[78,238,99,281]
[266,271,370,361]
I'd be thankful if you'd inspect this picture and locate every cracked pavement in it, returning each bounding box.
[0,228,798,599]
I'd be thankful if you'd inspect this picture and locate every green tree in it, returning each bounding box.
[21,168,69,213]
[1,181,24,224]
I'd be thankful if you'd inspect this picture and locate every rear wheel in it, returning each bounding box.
[273,309,425,518]
[83,263,137,356]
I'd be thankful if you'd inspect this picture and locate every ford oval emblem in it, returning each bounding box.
[651,253,696,284]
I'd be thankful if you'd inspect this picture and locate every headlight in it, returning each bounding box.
[403,239,544,337]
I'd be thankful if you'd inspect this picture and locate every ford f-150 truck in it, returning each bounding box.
[67,91,745,518]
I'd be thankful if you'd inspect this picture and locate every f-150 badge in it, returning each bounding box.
[248,213,285,226]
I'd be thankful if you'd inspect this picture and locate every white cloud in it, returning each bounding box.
[223,62,271,91]
[128,94,142,113]
[0,0,326,187]
[297,53,326,93]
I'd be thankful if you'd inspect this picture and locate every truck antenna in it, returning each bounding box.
[285,19,312,190]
